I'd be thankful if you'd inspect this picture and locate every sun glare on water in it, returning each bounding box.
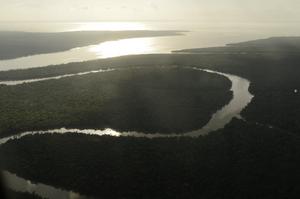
[89,37,155,58]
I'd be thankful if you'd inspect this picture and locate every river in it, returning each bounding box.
[2,21,300,71]
[0,65,253,199]
[0,21,256,198]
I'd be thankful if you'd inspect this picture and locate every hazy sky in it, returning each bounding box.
[1,0,300,22]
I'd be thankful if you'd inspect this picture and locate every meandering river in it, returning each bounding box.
[0,21,257,198]
[0,65,253,199]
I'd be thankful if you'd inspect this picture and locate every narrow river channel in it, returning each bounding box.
[0,66,253,199]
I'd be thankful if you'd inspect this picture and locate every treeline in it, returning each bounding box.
[0,67,232,137]
[1,50,300,135]
[1,119,299,199]
[3,189,42,199]
[0,30,181,60]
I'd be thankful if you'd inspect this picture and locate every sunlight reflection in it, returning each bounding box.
[89,37,155,58]
[72,22,147,31]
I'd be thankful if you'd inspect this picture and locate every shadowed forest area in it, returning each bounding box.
[1,0,300,198]
[1,119,299,199]
[0,37,300,199]
[0,67,232,137]
[1,41,299,136]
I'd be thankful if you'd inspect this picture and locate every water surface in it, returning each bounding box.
[0,21,260,198]
[0,66,253,198]
[1,21,300,71]
[3,171,89,199]
[0,67,253,141]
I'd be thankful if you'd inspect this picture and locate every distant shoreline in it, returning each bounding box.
[0,30,183,60]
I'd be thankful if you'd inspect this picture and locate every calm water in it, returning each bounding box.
[0,69,115,86]
[3,171,89,199]
[1,21,300,71]
[0,66,253,199]
[0,67,253,142]
[0,21,283,198]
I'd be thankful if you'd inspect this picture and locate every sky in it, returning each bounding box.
[1,0,300,22]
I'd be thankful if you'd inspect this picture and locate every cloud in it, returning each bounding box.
[1,0,300,22]
[147,1,158,10]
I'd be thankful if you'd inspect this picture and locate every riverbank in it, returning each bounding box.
[1,37,300,199]
[0,30,182,60]
[1,118,299,199]
[0,66,232,138]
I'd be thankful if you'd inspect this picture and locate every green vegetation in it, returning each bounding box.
[174,37,300,54]
[4,189,42,199]
[2,50,299,135]
[0,30,182,60]
[1,119,299,199]
[0,67,232,137]
[1,37,300,199]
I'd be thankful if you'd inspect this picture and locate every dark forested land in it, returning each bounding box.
[0,67,232,137]
[1,49,299,136]
[4,190,42,199]
[1,37,300,199]
[174,36,300,54]
[0,119,299,199]
[0,30,181,60]
[172,37,300,135]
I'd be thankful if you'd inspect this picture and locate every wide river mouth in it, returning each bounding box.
[0,36,183,71]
